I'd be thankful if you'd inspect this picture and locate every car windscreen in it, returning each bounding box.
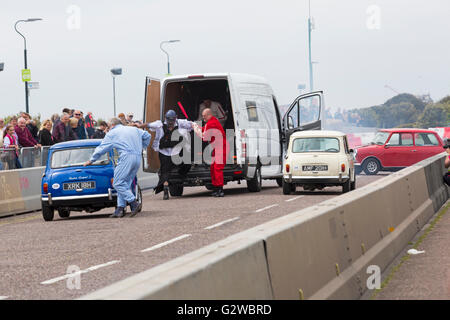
[292,137,340,153]
[372,131,390,145]
[51,147,109,169]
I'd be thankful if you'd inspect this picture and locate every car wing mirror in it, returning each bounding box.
[384,143,390,149]
[349,149,354,153]
[288,116,294,129]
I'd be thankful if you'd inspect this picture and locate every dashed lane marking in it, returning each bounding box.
[41,260,121,285]
[285,196,305,202]
[204,217,240,230]
[255,204,279,213]
[141,234,191,253]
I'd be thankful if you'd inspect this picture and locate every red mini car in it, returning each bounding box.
[355,128,444,175]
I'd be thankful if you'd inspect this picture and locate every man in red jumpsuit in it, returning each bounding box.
[193,108,229,197]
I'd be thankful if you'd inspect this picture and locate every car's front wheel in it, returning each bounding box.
[58,208,70,218]
[136,185,143,212]
[42,203,54,222]
[363,158,381,175]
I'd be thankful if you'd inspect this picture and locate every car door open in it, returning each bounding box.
[282,91,323,149]
[143,77,161,173]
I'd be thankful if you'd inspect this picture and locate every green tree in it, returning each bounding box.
[416,103,448,128]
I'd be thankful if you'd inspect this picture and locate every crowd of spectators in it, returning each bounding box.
[0,108,143,170]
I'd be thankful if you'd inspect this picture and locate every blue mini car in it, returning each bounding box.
[41,139,142,221]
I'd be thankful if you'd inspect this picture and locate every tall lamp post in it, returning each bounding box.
[308,0,314,92]
[111,68,122,117]
[14,18,43,114]
[160,40,180,76]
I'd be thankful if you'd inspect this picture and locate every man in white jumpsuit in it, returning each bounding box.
[84,118,151,218]
[197,99,227,128]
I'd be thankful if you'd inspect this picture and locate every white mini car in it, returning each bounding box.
[282,130,356,194]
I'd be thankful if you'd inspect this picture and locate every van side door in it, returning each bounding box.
[142,76,161,173]
[282,91,323,149]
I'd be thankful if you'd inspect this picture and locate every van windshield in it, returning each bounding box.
[51,147,109,169]
[292,137,340,153]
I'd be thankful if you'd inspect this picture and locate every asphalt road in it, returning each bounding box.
[0,173,389,300]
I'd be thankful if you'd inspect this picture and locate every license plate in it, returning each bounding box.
[63,181,96,191]
[302,165,328,171]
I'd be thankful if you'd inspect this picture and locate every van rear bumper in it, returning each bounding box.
[168,165,245,186]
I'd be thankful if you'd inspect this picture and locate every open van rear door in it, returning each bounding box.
[143,77,161,173]
[282,91,323,149]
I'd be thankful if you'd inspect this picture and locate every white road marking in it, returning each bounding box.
[141,234,191,253]
[0,296,9,300]
[285,195,305,202]
[41,260,121,285]
[255,204,279,213]
[204,217,240,230]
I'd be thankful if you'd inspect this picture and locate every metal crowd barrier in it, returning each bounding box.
[0,146,51,170]
[0,148,19,170]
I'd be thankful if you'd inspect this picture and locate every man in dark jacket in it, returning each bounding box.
[73,110,87,139]
[52,113,77,143]
[92,121,108,139]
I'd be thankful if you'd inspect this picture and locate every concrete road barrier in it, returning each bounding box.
[80,153,448,300]
[80,233,273,300]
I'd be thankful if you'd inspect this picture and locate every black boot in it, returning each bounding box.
[111,207,125,218]
[214,187,225,197]
[211,186,218,197]
[163,185,169,200]
[129,200,140,217]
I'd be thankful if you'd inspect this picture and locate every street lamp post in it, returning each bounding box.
[14,18,43,114]
[160,40,180,76]
[308,0,314,92]
[111,68,122,117]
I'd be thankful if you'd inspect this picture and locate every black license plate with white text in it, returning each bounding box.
[63,181,96,191]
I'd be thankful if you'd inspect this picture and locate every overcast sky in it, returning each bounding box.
[1,0,449,121]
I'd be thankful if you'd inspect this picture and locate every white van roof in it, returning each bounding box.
[162,73,269,85]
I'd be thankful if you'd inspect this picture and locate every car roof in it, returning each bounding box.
[379,128,438,133]
[290,130,346,138]
[50,139,103,150]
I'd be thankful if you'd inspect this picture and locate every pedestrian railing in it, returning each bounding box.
[0,146,52,171]
[0,148,20,170]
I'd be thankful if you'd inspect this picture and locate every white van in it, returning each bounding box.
[142,73,323,196]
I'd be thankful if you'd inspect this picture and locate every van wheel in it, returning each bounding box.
[169,184,184,197]
[342,179,351,193]
[247,166,262,192]
[42,203,54,222]
[282,180,294,195]
[58,208,70,218]
[276,178,283,187]
[351,180,356,190]
[363,158,381,175]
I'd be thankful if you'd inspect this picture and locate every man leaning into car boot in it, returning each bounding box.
[84,117,151,218]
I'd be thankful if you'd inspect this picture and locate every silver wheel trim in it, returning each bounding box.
[367,161,378,172]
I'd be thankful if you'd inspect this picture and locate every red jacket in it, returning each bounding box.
[202,116,229,164]
[15,125,37,147]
